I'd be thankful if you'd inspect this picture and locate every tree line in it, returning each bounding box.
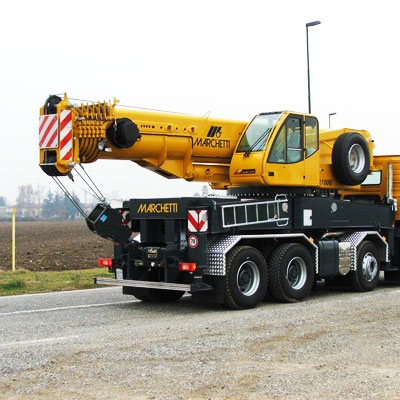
[0,184,88,220]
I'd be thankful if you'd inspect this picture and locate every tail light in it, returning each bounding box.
[179,262,197,272]
[97,258,113,267]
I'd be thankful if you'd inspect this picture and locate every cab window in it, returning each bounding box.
[236,113,280,153]
[268,116,302,164]
[305,117,318,157]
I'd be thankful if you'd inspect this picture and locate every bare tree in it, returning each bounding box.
[16,184,35,218]
[34,184,45,207]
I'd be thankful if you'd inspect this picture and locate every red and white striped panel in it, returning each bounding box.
[188,210,208,232]
[59,110,73,161]
[121,211,131,228]
[39,114,58,148]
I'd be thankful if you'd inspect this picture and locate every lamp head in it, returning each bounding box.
[306,21,321,27]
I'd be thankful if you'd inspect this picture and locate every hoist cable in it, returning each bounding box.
[74,165,105,202]
[52,177,88,219]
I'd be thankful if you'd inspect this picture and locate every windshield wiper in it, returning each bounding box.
[243,128,271,158]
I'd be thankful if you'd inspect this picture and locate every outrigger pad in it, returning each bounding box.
[86,203,132,244]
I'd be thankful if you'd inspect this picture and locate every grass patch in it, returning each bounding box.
[1,279,26,291]
[0,268,112,296]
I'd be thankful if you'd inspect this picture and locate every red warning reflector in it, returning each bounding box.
[97,258,113,267]
[39,114,58,149]
[187,209,208,232]
[59,110,73,161]
[179,262,197,272]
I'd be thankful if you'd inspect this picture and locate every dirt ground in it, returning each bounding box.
[0,220,113,271]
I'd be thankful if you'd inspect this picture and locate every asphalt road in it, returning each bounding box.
[1,283,400,399]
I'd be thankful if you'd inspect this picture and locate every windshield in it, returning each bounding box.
[236,113,281,153]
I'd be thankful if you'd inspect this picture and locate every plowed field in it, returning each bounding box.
[0,220,113,271]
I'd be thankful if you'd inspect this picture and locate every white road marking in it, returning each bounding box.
[0,300,137,317]
[0,335,81,348]
[0,286,119,299]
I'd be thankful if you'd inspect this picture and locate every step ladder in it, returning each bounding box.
[221,195,289,228]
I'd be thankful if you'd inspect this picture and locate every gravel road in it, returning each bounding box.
[1,281,400,399]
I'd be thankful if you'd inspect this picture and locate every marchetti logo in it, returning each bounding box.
[207,126,222,138]
[193,126,230,148]
[137,202,178,213]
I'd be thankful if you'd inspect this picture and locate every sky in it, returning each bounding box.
[1,0,400,204]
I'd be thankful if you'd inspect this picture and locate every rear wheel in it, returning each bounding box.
[268,243,314,302]
[224,246,268,310]
[351,241,380,292]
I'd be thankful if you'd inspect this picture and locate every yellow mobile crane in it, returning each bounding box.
[40,94,377,194]
[38,94,399,309]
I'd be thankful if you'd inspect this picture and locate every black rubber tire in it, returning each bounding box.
[332,133,370,186]
[350,241,380,292]
[268,243,314,303]
[224,246,268,310]
[261,244,277,302]
[147,289,184,302]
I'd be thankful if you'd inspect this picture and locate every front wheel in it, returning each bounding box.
[224,246,268,310]
[268,243,314,303]
[351,241,380,292]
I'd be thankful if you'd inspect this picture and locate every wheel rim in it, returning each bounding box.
[361,252,378,282]
[236,260,260,296]
[348,143,365,174]
[286,257,307,290]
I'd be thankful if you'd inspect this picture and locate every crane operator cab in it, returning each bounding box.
[229,111,320,188]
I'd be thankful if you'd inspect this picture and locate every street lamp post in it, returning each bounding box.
[329,112,337,129]
[306,20,321,114]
